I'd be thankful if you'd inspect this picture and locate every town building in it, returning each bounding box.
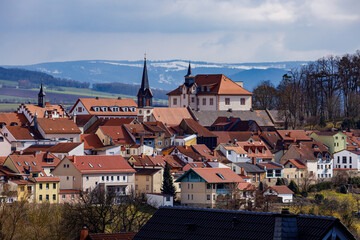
[310,131,347,155]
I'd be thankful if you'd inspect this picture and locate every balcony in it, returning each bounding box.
[216,189,229,195]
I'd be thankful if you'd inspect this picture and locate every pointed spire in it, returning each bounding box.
[140,55,149,91]
[38,78,45,107]
[184,61,194,78]
[39,78,45,97]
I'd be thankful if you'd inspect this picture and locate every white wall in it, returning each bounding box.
[316,158,333,179]
[70,101,89,115]
[147,194,173,208]
[334,150,360,170]
[169,96,181,108]
[218,95,251,111]
[197,96,217,111]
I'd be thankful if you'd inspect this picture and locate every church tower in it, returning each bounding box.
[38,79,45,107]
[184,62,195,87]
[137,55,153,108]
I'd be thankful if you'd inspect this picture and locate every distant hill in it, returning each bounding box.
[3,60,308,91]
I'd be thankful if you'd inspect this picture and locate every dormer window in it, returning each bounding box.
[111,107,119,112]
[317,153,323,159]
[122,107,128,112]
[207,86,210,92]
[101,107,108,112]
[93,107,100,112]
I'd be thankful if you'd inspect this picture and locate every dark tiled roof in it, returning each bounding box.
[89,232,136,240]
[134,207,356,240]
[234,162,265,173]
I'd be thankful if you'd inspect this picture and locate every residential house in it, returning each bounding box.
[179,118,218,149]
[175,168,245,208]
[59,189,82,203]
[0,112,28,127]
[146,193,173,208]
[217,143,248,163]
[190,144,217,161]
[210,117,261,132]
[145,107,193,127]
[277,130,312,149]
[333,149,360,170]
[135,168,162,194]
[264,185,294,203]
[46,142,84,159]
[143,121,173,149]
[34,152,62,176]
[123,123,156,148]
[3,154,45,178]
[173,134,197,146]
[1,125,39,152]
[9,179,35,202]
[17,102,68,124]
[280,141,333,180]
[167,69,253,111]
[80,134,103,155]
[170,145,204,163]
[36,118,82,142]
[51,155,136,197]
[232,162,266,186]
[128,154,157,168]
[236,140,274,162]
[310,131,347,154]
[257,162,284,185]
[0,132,11,157]
[283,159,308,186]
[70,97,137,119]
[33,177,60,204]
[133,207,356,240]
[259,131,283,162]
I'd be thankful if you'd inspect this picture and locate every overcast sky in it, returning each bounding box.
[0,0,359,65]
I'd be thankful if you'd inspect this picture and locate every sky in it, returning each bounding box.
[0,0,359,65]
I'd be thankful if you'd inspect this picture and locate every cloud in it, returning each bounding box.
[0,0,359,65]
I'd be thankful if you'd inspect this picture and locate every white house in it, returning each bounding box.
[146,193,173,208]
[264,186,294,203]
[0,132,11,156]
[36,118,82,142]
[217,143,249,163]
[334,149,360,170]
[167,65,253,111]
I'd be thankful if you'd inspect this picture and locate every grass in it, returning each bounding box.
[0,79,18,87]
[0,103,21,111]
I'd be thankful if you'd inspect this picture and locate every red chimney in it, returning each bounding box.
[251,157,256,165]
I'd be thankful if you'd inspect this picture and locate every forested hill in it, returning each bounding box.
[0,67,89,88]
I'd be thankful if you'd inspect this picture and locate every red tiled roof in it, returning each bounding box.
[237,182,256,191]
[182,118,217,138]
[129,155,156,167]
[5,126,36,140]
[149,155,185,169]
[10,179,34,185]
[34,177,60,182]
[172,146,204,161]
[18,103,67,119]
[7,155,46,175]
[258,162,283,170]
[191,144,217,161]
[47,142,83,153]
[270,185,294,194]
[284,159,307,169]
[99,126,135,145]
[277,130,312,141]
[236,140,273,159]
[75,115,94,127]
[188,168,245,183]
[34,152,62,168]
[152,107,192,126]
[182,162,210,172]
[22,145,53,154]
[71,98,137,116]
[0,113,28,126]
[68,155,135,174]
[37,118,81,134]
[81,134,103,149]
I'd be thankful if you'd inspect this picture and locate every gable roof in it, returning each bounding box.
[71,98,137,116]
[133,207,356,240]
[67,155,135,174]
[81,134,103,150]
[234,162,265,173]
[177,168,245,184]
[98,126,135,145]
[17,103,67,119]
[269,185,294,194]
[34,152,62,168]
[4,126,37,140]
[46,142,83,153]
[0,113,28,126]
[129,155,156,167]
[181,118,217,138]
[37,118,81,134]
[191,144,216,161]
[152,107,192,126]
[7,155,45,175]
[284,159,307,169]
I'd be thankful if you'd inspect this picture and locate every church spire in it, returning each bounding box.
[38,78,45,107]
[137,54,153,108]
[184,61,195,87]
[184,61,194,78]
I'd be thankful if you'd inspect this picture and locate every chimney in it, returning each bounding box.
[118,97,122,100]
[45,102,50,106]
[73,113,77,123]
[273,208,298,240]
[80,226,89,240]
[251,157,256,165]
[95,97,99,100]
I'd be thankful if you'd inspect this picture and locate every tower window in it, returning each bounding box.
[210,98,214,105]
[202,98,206,105]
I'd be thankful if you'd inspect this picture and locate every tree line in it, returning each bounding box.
[253,50,360,129]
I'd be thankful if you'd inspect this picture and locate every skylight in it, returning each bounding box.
[17,162,21,166]
[193,163,197,167]
[32,161,37,166]
[98,164,102,168]
[89,163,94,168]
[24,162,29,166]
[216,173,225,180]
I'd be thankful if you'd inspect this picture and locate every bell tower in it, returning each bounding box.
[137,54,153,108]
[38,78,45,107]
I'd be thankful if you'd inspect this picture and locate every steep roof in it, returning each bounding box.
[181,118,217,138]
[81,134,103,150]
[177,168,245,184]
[212,131,260,145]
[17,103,67,119]
[71,98,137,116]
[7,155,45,175]
[236,140,273,159]
[191,144,216,161]
[152,107,192,126]
[98,126,135,145]
[284,159,307,169]
[5,126,36,140]
[0,113,28,126]
[270,185,294,194]
[34,152,62,168]
[224,146,247,154]
[172,145,204,161]
[133,207,356,240]
[46,142,82,153]
[67,155,135,174]
[234,162,265,173]
[37,118,81,134]
[258,162,283,170]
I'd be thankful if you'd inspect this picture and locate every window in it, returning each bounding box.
[191,194,193,200]
[117,176,120,181]
[62,195,65,199]
[287,175,289,178]
[20,186,25,192]
[350,165,352,168]
[191,184,193,189]
[207,183,211,189]
[210,98,214,105]
[46,183,49,189]
[71,195,74,200]
[106,176,109,181]
[166,196,170,201]
[350,156,352,164]
[253,175,256,182]
[337,156,340,163]
[257,174,260,182]
[158,141,162,146]
[202,98,206,105]
[146,185,149,191]
[207,195,210,200]
[66,176,69,180]
[173,98,177,105]
[86,176,89,181]
[240,98,245,105]
[225,98,230,105]
[73,176,75,181]
[342,156,347,164]
[213,195,215,200]
[53,183,56,189]
[187,184,190,189]
[135,185,138,190]
[191,97,195,103]
[146,176,150,181]
[123,176,126,181]
[111,176,114,181]
[63,164,66,168]
[46,195,49,201]
[53,194,56,201]
[102,176,104,181]
[39,183,43,190]
[39,195,42,201]
[77,107,82,113]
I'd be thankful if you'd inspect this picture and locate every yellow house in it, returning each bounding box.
[135,168,163,194]
[10,179,35,202]
[34,177,60,204]
[310,132,347,154]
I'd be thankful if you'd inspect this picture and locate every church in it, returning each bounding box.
[167,63,253,111]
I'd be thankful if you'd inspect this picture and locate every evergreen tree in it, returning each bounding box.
[276,178,285,186]
[288,180,299,194]
[161,162,176,196]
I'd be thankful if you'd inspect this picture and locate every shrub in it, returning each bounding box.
[276,178,285,186]
[340,185,348,194]
[315,193,324,203]
[309,181,333,192]
[301,191,308,198]
[288,180,299,194]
